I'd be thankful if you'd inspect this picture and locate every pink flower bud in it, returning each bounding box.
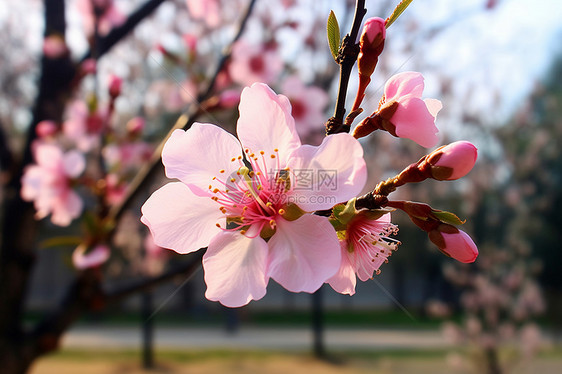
[108,75,122,98]
[357,17,386,78]
[42,35,68,59]
[429,225,478,263]
[36,120,58,138]
[72,243,110,270]
[219,89,241,108]
[126,116,145,135]
[427,141,478,180]
[80,59,97,75]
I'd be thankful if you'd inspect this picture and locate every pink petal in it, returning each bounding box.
[162,125,242,195]
[393,96,439,148]
[327,242,357,295]
[34,143,63,170]
[73,244,110,270]
[384,71,425,101]
[141,182,223,254]
[237,83,301,170]
[287,133,367,211]
[203,231,269,307]
[424,98,443,118]
[50,190,83,226]
[62,150,86,178]
[267,215,340,293]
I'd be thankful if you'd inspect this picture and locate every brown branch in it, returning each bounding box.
[80,0,169,62]
[325,0,366,135]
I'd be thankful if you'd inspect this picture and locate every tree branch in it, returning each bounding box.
[81,0,169,62]
[325,0,366,135]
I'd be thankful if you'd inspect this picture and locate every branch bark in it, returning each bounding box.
[325,0,366,135]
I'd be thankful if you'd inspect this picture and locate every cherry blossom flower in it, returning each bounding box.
[185,0,221,28]
[77,0,125,37]
[328,212,399,295]
[72,243,110,270]
[21,143,85,226]
[141,83,367,307]
[63,100,106,152]
[229,41,283,87]
[353,72,442,148]
[281,76,329,138]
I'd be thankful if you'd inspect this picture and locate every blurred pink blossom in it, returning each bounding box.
[42,35,68,58]
[21,143,85,226]
[63,100,106,151]
[72,243,110,270]
[185,0,221,27]
[229,41,283,87]
[281,76,329,138]
[77,0,125,37]
[141,83,367,307]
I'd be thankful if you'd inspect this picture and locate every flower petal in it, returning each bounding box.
[62,150,86,178]
[237,83,301,170]
[287,133,367,211]
[327,242,357,296]
[393,96,439,148]
[73,244,110,270]
[384,71,424,101]
[267,214,340,293]
[203,231,269,307]
[141,182,223,254]
[162,125,242,195]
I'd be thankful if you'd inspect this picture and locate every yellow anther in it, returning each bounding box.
[257,185,263,190]
[269,219,276,227]
[376,269,382,275]
[278,209,285,215]
[238,156,242,160]
[270,155,276,159]
[256,171,261,176]
[219,169,225,173]
[274,148,279,152]
[211,196,219,201]
[208,185,212,190]
[231,157,236,162]
[245,148,250,153]
[240,230,247,235]
[249,171,255,178]
[216,223,221,228]
[212,177,216,180]
[213,188,219,193]
[266,202,273,207]
[260,151,265,155]
[250,153,255,158]
[230,178,236,182]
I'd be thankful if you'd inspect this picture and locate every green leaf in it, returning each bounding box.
[326,10,341,61]
[432,210,466,226]
[40,236,83,249]
[385,0,414,29]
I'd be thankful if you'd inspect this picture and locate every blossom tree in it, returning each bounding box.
[0,0,481,373]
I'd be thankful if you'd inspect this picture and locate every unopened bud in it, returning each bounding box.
[426,141,478,180]
[36,120,58,138]
[108,75,122,98]
[357,17,386,78]
[126,116,145,135]
[428,224,478,263]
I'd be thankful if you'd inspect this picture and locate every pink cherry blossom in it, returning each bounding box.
[42,35,68,59]
[228,41,283,87]
[141,83,367,307]
[281,76,329,138]
[63,100,106,151]
[72,244,110,270]
[328,212,399,295]
[77,0,125,37]
[185,0,221,27]
[375,72,442,148]
[21,143,85,226]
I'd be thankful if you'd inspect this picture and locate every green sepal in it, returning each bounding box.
[432,210,466,225]
[329,217,347,232]
[333,198,357,225]
[327,10,341,61]
[385,0,414,29]
[281,203,305,221]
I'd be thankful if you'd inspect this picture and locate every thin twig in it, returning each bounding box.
[326,0,366,135]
